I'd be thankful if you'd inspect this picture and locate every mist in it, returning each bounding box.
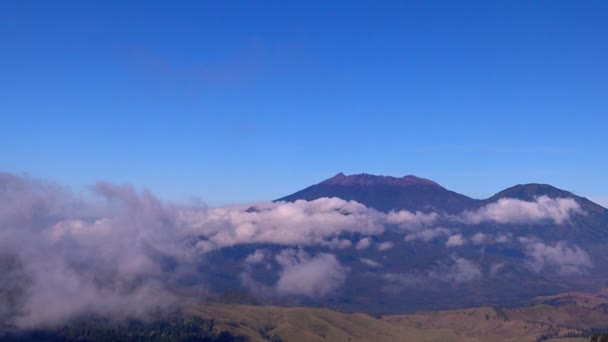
[0,172,592,330]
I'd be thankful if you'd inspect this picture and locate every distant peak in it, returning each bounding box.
[320,173,443,188]
[489,183,576,202]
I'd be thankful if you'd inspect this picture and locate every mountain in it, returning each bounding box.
[488,183,578,202]
[488,183,608,214]
[482,183,608,243]
[276,173,480,214]
[278,173,608,215]
[5,171,608,332]
[277,173,608,245]
[263,172,608,313]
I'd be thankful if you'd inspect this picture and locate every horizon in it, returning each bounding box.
[2,1,607,204]
[4,170,608,209]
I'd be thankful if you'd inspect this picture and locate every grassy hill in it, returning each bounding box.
[192,304,459,342]
[4,291,608,341]
[190,291,608,342]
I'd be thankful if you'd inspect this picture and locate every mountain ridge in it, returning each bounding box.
[277,172,608,213]
[321,172,444,188]
[276,172,478,214]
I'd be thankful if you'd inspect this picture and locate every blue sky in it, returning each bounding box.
[1,1,607,205]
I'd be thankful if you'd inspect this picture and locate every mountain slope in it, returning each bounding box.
[277,173,480,214]
[487,183,608,214]
[482,183,608,243]
[6,291,606,341]
[279,173,608,213]
[191,291,608,342]
[277,173,608,242]
[268,172,608,313]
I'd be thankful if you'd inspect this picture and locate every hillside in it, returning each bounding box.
[278,173,608,215]
[276,173,480,213]
[190,291,608,341]
[3,291,608,341]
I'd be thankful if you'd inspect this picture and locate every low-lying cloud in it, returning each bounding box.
[446,234,466,247]
[355,237,373,250]
[360,258,383,268]
[0,176,196,329]
[0,172,596,330]
[383,257,482,292]
[240,248,349,298]
[275,249,348,297]
[459,196,582,225]
[244,249,269,265]
[386,210,438,231]
[1,173,414,327]
[180,198,438,253]
[519,238,592,275]
[429,257,482,283]
[377,241,395,251]
[404,227,451,242]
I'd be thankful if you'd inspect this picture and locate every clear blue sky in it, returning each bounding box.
[1,1,607,205]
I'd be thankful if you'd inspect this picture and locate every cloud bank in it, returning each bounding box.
[382,257,482,292]
[0,176,196,329]
[459,196,582,225]
[275,249,348,297]
[180,198,438,253]
[0,173,429,328]
[0,172,594,330]
[240,248,349,298]
[446,234,466,247]
[519,238,592,275]
[404,227,451,242]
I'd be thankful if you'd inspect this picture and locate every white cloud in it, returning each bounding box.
[429,257,481,283]
[489,263,504,276]
[470,232,487,245]
[385,210,438,231]
[404,227,451,242]
[275,249,348,297]
[244,249,268,264]
[382,257,481,291]
[360,258,383,268]
[382,273,425,289]
[495,234,511,243]
[458,196,583,225]
[3,174,444,328]
[182,197,384,251]
[355,237,373,250]
[469,232,511,245]
[377,241,395,251]
[0,172,598,329]
[180,198,442,253]
[520,238,592,275]
[446,234,466,247]
[321,238,353,249]
[0,177,192,328]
